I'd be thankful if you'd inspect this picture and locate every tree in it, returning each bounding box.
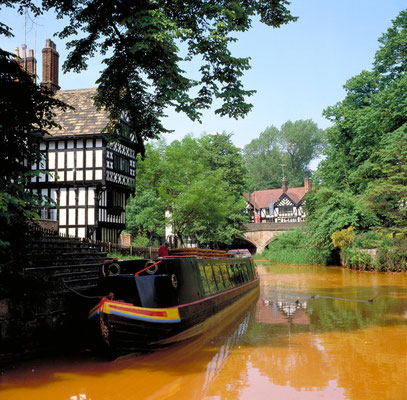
[303,187,377,255]
[306,9,407,259]
[319,10,407,194]
[0,49,66,276]
[126,133,249,247]
[363,124,407,235]
[2,1,297,156]
[243,120,325,189]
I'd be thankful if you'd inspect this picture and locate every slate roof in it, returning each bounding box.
[47,88,109,137]
[243,186,307,208]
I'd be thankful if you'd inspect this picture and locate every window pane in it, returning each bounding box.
[199,265,210,295]
[220,264,232,289]
[204,265,217,294]
[212,265,225,290]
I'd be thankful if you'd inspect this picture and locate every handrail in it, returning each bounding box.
[135,259,163,277]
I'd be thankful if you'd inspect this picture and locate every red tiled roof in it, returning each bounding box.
[243,186,307,208]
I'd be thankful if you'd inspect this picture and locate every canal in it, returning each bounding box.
[1,262,406,400]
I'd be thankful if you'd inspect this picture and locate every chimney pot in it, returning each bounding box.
[15,47,20,57]
[282,177,288,193]
[304,178,312,192]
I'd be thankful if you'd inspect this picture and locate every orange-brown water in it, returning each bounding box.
[1,262,406,400]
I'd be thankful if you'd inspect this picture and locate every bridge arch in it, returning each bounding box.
[243,222,303,254]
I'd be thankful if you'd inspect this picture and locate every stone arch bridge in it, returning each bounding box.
[243,222,303,253]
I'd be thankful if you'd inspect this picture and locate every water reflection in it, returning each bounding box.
[1,263,407,400]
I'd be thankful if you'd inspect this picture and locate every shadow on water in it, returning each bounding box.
[0,296,259,390]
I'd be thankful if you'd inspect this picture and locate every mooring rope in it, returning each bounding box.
[62,281,104,299]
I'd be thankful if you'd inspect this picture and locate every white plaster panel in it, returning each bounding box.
[76,170,83,181]
[67,151,74,168]
[67,140,74,149]
[69,188,76,206]
[50,189,57,202]
[95,139,103,148]
[76,151,83,168]
[59,209,66,225]
[58,141,65,149]
[60,189,67,206]
[77,140,83,148]
[86,150,93,168]
[57,152,64,169]
[85,170,93,181]
[88,188,95,206]
[88,208,95,225]
[68,228,76,237]
[77,228,86,238]
[48,152,55,169]
[86,139,93,148]
[69,209,76,225]
[59,228,66,236]
[66,171,74,181]
[95,150,103,168]
[78,188,86,206]
[95,169,102,180]
[78,208,85,225]
[57,171,64,181]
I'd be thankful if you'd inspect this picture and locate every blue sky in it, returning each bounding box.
[1,0,406,151]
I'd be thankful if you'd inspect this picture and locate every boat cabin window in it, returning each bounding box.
[199,261,254,296]
[203,265,218,294]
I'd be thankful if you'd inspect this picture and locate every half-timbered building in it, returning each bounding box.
[243,178,311,223]
[19,39,139,242]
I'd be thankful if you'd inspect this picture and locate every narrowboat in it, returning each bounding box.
[88,248,259,355]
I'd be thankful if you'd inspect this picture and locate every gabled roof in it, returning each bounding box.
[243,186,307,208]
[47,88,109,137]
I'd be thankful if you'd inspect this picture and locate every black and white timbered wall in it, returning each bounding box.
[31,136,136,242]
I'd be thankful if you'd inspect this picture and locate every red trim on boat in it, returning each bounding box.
[109,304,167,317]
[173,275,260,310]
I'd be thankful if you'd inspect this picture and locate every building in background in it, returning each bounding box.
[243,178,311,223]
[16,39,140,242]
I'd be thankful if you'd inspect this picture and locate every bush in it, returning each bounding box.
[263,229,330,265]
[332,226,355,250]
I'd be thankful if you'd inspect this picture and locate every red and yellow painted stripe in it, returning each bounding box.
[88,298,181,323]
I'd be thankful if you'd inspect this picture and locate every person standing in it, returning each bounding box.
[158,240,170,257]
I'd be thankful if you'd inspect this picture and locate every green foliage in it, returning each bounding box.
[3,0,297,155]
[304,187,377,253]
[107,252,143,261]
[243,119,325,189]
[262,229,330,265]
[363,125,407,234]
[0,49,66,276]
[305,10,407,265]
[126,133,249,248]
[331,226,355,250]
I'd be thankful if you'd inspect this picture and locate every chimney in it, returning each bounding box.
[42,39,60,92]
[14,45,37,82]
[26,49,37,83]
[282,177,288,193]
[304,177,312,192]
[15,46,24,71]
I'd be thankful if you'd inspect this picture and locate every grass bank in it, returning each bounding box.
[260,228,329,265]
